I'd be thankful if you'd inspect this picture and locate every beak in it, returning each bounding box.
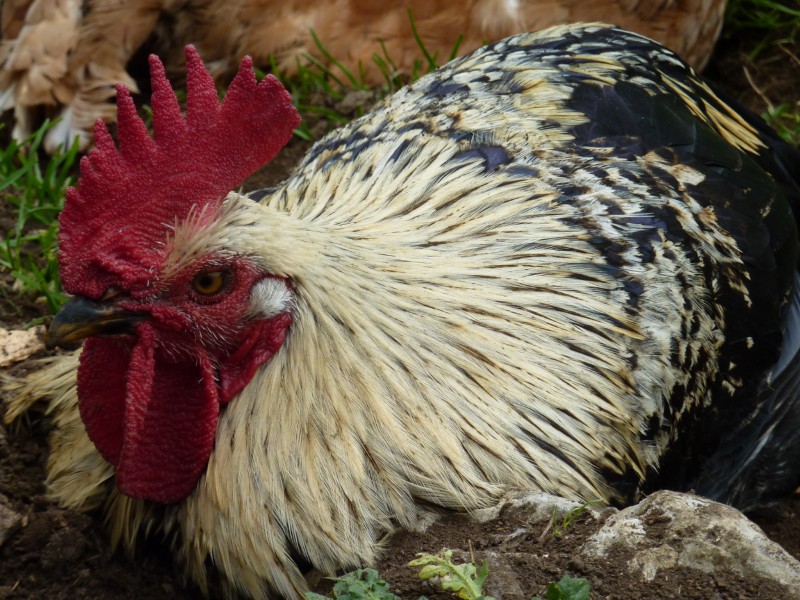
[46,296,148,348]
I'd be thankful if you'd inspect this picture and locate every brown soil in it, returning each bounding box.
[1,27,799,600]
[365,499,800,600]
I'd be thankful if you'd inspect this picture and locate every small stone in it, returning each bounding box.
[0,495,23,549]
[0,326,45,367]
[566,556,586,572]
[579,490,800,598]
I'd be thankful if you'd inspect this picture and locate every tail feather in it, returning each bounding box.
[695,274,800,511]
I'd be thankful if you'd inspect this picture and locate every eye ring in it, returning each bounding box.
[191,269,228,297]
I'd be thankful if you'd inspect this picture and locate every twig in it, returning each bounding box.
[781,44,800,67]
[742,65,774,111]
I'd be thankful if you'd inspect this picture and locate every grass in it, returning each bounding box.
[740,41,800,145]
[724,0,800,144]
[725,0,800,53]
[550,500,603,538]
[270,9,457,141]
[0,122,78,318]
[763,101,800,146]
[263,45,370,142]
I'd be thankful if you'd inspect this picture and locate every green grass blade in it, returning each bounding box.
[407,8,438,72]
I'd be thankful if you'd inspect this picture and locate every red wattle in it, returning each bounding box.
[219,312,293,402]
[78,337,130,464]
[78,323,220,503]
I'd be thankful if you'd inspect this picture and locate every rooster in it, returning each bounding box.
[0,0,729,153]
[6,22,800,600]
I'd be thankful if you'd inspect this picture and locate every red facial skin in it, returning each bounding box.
[54,46,301,505]
[76,256,291,503]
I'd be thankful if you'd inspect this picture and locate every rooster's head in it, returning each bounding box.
[47,47,301,503]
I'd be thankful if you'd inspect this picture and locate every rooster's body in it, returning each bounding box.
[0,0,728,152]
[6,22,800,599]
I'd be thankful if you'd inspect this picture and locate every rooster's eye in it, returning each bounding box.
[192,271,226,296]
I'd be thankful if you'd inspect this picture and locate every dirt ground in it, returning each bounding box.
[1,28,800,600]
[369,497,800,600]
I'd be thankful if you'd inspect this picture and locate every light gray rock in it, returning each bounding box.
[471,491,590,524]
[580,490,800,597]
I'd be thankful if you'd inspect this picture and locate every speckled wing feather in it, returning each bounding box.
[264,22,800,502]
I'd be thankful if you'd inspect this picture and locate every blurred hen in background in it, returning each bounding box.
[0,0,728,153]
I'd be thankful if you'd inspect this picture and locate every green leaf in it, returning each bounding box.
[532,576,590,600]
[307,568,400,600]
[409,550,495,600]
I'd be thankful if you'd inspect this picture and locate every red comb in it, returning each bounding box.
[58,46,301,298]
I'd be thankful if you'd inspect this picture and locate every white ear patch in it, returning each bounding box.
[248,278,294,318]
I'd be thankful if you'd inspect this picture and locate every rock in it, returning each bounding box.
[0,424,9,459]
[0,493,23,549]
[0,326,45,367]
[580,490,800,597]
[471,491,593,524]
